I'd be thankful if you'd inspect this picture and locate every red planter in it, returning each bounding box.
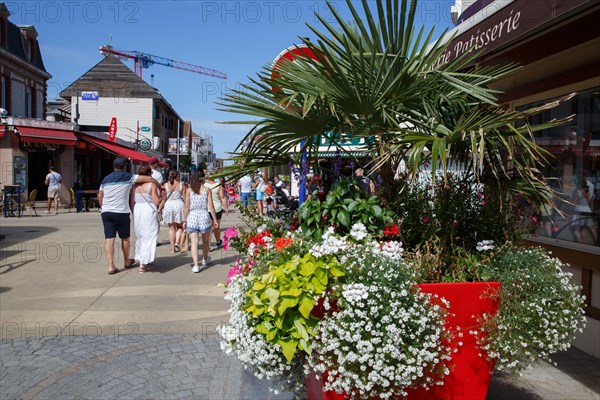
[306,281,501,400]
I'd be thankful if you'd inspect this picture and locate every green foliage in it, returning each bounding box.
[479,247,587,372]
[385,173,531,282]
[298,177,394,241]
[244,252,346,362]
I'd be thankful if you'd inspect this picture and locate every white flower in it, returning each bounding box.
[350,222,368,241]
[476,240,495,252]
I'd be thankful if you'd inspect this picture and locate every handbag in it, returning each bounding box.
[179,231,189,253]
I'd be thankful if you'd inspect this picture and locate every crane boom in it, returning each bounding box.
[99,45,227,80]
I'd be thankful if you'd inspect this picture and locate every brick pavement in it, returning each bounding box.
[1,208,599,399]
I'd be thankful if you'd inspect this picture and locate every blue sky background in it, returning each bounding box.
[5,0,456,159]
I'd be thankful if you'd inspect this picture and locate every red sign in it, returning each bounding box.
[227,187,235,197]
[108,117,117,142]
[271,44,320,94]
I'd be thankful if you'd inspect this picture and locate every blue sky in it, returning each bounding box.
[6,0,456,159]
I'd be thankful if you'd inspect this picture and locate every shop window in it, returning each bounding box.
[518,88,600,247]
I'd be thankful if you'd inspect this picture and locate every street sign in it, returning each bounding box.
[140,126,151,133]
[108,117,117,142]
[81,92,98,101]
[139,138,152,151]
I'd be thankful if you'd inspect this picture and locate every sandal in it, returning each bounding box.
[108,268,120,275]
[174,244,181,252]
[138,266,149,273]
[124,260,136,269]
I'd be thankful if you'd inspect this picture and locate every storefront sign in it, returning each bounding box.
[139,138,152,151]
[108,117,117,142]
[22,142,62,152]
[432,0,590,69]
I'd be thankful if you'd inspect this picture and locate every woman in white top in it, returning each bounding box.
[160,170,186,253]
[205,174,229,247]
[130,165,160,273]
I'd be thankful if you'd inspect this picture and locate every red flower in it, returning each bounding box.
[383,224,400,237]
[274,236,293,252]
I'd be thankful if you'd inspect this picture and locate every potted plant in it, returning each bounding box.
[216,0,586,398]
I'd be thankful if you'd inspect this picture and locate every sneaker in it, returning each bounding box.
[201,256,211,266]
[192,265,200,273]
[44,210,49,214]
[216,240,223,248]
[53,211,58,215]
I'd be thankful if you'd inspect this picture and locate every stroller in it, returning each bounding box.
[271,186,298,218]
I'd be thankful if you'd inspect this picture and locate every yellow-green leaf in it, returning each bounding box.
[279,338,298,362]
[298,296,316,319]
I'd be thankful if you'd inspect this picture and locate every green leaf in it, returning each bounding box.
[329,264,346,277]
[281,287,302,297]
[337,209,350,227]
[278,297,299,315]
[294,320,310,341]
[279,338,298,363]
[265,287,280,303]
[299,338,312,356]
[299,258,316,276]
[298,296,316,318]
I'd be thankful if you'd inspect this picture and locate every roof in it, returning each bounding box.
[59,55,162,99]
[1,17,48,74]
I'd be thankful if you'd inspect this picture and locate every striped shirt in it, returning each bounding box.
[99,171,139,214]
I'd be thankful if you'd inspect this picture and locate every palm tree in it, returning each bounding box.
[218,0,571,206]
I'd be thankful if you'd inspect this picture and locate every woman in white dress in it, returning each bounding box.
[160,170,186,253]
[183,170,218,273]
[130,165,160,273]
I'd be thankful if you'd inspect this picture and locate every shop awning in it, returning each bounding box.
[79,135,153,163]
[17,126,77,145]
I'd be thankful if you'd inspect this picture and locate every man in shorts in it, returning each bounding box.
[45,166,62,215]
[98,158,160,275]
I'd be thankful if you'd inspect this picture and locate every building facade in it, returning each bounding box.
[448,0,599,356]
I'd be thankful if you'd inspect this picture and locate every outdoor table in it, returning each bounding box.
[76,190,99,212]
[3,185,22,218]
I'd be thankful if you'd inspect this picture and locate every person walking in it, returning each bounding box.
[237,173,253,207]
[148,157,165,246]
[131,165,161,273]
[252,171,266,216]
[160,170,186,253]
[98,158,159,275]
[205,173,229,248]
[45,166,62,215]
[183,171,218,273]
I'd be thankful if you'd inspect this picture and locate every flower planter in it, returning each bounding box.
[306,281,500,400]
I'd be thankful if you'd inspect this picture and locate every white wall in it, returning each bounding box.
[72,96,154,144]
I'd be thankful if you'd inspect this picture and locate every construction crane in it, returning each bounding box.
[99,45,227,80]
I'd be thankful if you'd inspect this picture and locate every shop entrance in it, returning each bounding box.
[27,153,53,201]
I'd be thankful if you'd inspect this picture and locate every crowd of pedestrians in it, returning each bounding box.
[96,159,234,275]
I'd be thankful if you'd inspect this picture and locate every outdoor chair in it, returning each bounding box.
[26,189,38,217]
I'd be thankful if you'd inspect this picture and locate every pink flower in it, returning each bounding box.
[420,215,431,224]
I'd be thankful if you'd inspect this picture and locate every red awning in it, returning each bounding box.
[17,126,77,145]
[79,135,153,163]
